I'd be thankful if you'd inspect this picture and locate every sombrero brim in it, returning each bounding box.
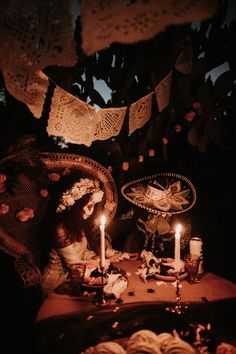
[121,173,197,215]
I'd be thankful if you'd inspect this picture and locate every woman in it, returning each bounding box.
[41,173,111,296]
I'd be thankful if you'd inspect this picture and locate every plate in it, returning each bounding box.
[154,272,187,282]
[82,283,103,289]
[82,281,107,289]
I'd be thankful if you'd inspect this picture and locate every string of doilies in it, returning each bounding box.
[0,0,218,146]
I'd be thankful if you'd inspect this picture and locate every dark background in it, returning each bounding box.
[0,1,236,352]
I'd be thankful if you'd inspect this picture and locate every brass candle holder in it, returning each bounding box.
[166,272,188,314]
[94,266,107,306]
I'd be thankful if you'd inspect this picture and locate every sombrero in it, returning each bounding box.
[121,173,197,215]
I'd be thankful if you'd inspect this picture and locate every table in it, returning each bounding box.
[36,260,236,321]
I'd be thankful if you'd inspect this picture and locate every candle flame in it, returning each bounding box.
[101,215,106,226]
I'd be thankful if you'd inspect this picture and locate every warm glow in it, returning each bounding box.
[100,215,106,226]
[175,224,182,235]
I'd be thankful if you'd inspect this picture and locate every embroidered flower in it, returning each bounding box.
[56,178,102,213]
[0,184,6,193]
[0,173,7,193]
[62,168,71,176]
[0,203,10,215]
[48,172,61,181]
[0,174,7,183]
[104,200,116,212]
[16,207,34,222]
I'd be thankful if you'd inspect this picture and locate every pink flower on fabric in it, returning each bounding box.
[48,172,61,181]
[0,184,6,193]
[0,173,7,193]
[0,174,7,183]
[16,207,34,222]
[0,203,10,215]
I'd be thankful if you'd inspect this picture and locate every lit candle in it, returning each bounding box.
[100,215,106,268]
[174,224,182,272]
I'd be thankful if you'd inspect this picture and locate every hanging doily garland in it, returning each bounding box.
[0,0,218,139]
[80,0,218,55]
[0,0,77,118]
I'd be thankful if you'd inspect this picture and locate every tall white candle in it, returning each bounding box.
[100,215,106,268]
[174,224,181,272]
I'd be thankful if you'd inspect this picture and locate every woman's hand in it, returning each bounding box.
[109,254,122,263]
[109,252,140,263]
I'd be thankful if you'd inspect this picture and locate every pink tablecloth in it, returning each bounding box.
[36,260,236,321]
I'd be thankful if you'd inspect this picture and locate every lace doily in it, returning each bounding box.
[155,70,172,112]
[129,92,153,135]
[80,0,218,55]
[3,69,49,118]
[94,107,127,141]
[47,86,98,147]
[0,0,77,72]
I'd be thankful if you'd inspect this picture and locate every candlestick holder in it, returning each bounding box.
[94,266,107,306]
[165,272,188,315]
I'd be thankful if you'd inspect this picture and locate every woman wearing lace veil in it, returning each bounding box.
[41,169,131,296]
